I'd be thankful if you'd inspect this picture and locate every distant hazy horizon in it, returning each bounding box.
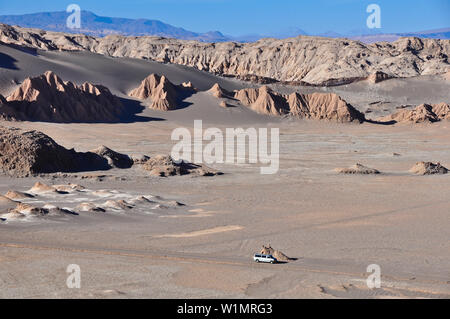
[0,0,449,37]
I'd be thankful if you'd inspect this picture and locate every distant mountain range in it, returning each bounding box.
[0,11,448,43]
[0,11,230,42]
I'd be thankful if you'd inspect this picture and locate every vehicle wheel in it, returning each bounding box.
[255,260,259,263]
[270,261,274,264]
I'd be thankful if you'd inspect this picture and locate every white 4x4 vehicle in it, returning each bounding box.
[253,254,277,264]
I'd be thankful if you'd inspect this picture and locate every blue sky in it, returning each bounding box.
[0,0,449,35]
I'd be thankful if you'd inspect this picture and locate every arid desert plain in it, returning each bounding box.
[0,25,449,298]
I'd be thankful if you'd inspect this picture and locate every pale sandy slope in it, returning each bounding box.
[0,119,449,298]
[1,43,449,124]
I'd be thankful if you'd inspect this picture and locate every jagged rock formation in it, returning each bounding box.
[129,74,193,111]
[378,103,450,123]
[140,155,223,177]
[207,83,232,98]
[249,86,289,116]
[234,88,260,105]
[432,103,450,120]
[1,23,448,86]
[3,71,126,122]
[0,93,18,120]
[410,162,448,175]
[234,86,365,122]
[335,163,381,175]
[366,71,391,84]
[289,92,365,122]
[90,145,133,169]
[235,86,288,115]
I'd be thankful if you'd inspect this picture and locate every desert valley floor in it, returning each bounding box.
[0,42,449,298]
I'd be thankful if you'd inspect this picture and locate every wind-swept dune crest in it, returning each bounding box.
[3,71,126,122]
[129,73,194,111]
[1,23,449,86]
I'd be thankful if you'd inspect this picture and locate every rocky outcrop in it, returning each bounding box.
[290,92,365,122]
[1,23,448,86]
[249,86,289,116]
[0,94,18,120]
[234,88,260,106]
[4,71,126,122]
[129,74,193,111]
[234,86,365,122]
[90,145,133,169]
[432,103,450,120]
[410,162,448,175]
[335,163,381,174]
[141,155,222,177]
[207,83,232,98]
[366,71,391,84]
[0,126,112,177]
[378,103,450,123]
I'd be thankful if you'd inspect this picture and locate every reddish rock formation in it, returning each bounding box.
[234,86,365,122]
[129,74,194,111]
[207,83,232,98]
[4,71,126,122]
[378,103,450,123]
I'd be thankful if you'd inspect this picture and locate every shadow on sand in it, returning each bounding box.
[118,97,166,123]
[0,52,19,70]
[365,119,397,125]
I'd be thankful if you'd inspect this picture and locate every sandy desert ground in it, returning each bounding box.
[0,41,449,299]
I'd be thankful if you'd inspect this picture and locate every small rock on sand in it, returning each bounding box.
[90,145,134,169]
[409,162,448,175]
[76,202,106,212]
[28,182,58,194]
[142,155,223,177]
[4,190,35,200]
[335,163,380,175]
